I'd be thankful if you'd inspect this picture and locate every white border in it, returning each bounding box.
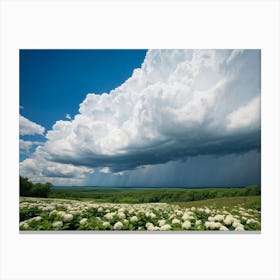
[0,1,279,280]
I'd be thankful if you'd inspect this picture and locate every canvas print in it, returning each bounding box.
[19,49,261,231]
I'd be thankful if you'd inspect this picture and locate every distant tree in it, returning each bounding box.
[20,176,53,197]
[20,176,32,196]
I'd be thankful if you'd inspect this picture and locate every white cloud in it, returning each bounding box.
[226,49,244,64]
[20,49,261,183]
[19,153,93,185]
[20,140,44,155]
[226,96,260,130]
[19,115,45,136]
[20,140,33,155]
[65,114,71,120]
[100,167,110,174]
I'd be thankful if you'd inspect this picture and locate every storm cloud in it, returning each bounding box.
[20,49,261,185]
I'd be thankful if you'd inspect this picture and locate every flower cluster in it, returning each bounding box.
[19,198,261,231]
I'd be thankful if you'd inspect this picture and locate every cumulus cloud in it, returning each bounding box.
[65,114,71,120]
[20,152,93,185]
[20,49,260,183]
[20,140,33,155]
[20,115,45,136]
[226,96,260,130]
[19,139,43,155]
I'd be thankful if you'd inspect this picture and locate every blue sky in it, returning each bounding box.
[20,50,147,161]
[20,50,147,131]
[19,49,261,187]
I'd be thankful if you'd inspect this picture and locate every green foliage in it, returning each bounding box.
[48,185,261,204]
[20,176,53,198]
[20,206,41,221]
[174,196,261,210]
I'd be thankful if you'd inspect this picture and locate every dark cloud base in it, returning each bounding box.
[83,150,261,188]
[47,130,260,173]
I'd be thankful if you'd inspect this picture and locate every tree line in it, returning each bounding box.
[20,176,53,197]
[49,185,261,203]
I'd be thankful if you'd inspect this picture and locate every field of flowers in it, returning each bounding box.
[19,197,261,231]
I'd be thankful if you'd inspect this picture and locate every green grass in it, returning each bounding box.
[48,185,261,204]
[172,196,261,210]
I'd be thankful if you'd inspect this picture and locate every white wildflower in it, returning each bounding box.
[224,215,235,225]
[150,213,156,219]
[80,218,88,225]
[151,226,160,231]
[43,205,55,211]
[235,224,245,231]
[104,213,114,220]
[246,219,257,224]
[63,213,73,222]
[147,225,154,231]
[19,221,29,229]
[52,221,63,228]
[118,212,126,219]
[205,208,211,214]
[49,210,58,216]
[146,222,153,229]
[219,225,229,231]
[232,220,241,228]
[113,221,123,230]
[214,222,222,228]
[102,222,110,228]
[160,224,171,231]
[182,220,191,230]
[213,215,224,222]
[57,211,66,218]
[205,221,220,230]
[172,219,181,225]
[130,216,138,223]
[182,213,190,221]
[169,214,175,219]
[158,219,166,227]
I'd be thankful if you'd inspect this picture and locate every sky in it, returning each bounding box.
[19,49,261,187]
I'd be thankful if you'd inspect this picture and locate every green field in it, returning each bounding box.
[173,195,260,210]
[48,185,261,205]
